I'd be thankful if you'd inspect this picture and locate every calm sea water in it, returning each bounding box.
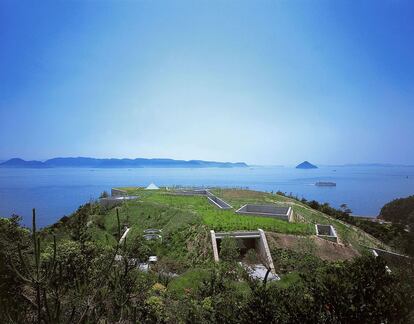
[0,166,413,227]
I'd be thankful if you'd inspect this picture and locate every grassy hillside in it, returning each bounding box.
[5,188,411,323]
[115,187,387,252]
[40,187,389,276]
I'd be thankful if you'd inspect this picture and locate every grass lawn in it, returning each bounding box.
[133,190,314,235]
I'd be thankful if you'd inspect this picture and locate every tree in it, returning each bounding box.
[219,236,240,262]
[11,209,61,323]
[380,195,414,226]
[0,215,31,322]
[99,191,109,198]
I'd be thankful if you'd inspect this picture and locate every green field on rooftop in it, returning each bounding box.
[114,187,387,251]
[40,186,388,276]
[115,188,313,235]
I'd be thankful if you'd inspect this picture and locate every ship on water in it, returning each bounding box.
[315,181,336,187]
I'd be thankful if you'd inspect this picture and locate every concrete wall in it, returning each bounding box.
[100,197,123,208]
[211,229,276,275]
[315,224,338,243]
[207,196,232,209]
[111,188,128,197]
[100,195,138,208]
[171,189,233,211]
[236,204,290,221]
[287,207,295,222]
[245,205,289,214]
[372,247,410,263]
[257,229,276,274]
[172,189,211,196]
[210,230,219,262]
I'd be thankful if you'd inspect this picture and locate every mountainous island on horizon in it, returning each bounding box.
[295,161,318,169]
[0,157,248,169]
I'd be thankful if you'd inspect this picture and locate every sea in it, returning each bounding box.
[0,165,413,228]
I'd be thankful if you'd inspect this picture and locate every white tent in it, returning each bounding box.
[145,182,159,190]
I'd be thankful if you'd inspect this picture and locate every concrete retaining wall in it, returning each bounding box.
[100,196,138,208]
[236,204,291,221]
[371,247,410,262]
[170,189,232,210]
[207,196,232,209]
[210,230,220,262]
[211,229,277,275]
[172,189,211,196]
[100,197,123,208]
[258,229,276,274]
[111,188,128,197]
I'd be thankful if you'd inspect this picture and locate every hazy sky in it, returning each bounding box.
[1,0,413,165]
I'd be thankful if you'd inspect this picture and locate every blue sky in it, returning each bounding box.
[1,0,413,165]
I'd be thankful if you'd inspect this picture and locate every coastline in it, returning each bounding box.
[1,165,413,227]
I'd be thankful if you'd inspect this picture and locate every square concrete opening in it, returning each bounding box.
[207,196,232,209]
[210,229,278,280]
[143,234,162,241]
[144,229,162,234]
[315,224,338,242]
[216,235,257,258]
[236,204,292,221]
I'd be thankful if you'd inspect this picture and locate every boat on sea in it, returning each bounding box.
[315,181,336,187]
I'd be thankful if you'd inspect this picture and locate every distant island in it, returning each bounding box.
[315,181,336,187]
[342,163,414,167]
[0,157,248,169]
[296,161,318,169]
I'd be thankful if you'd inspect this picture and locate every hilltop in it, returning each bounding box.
[0,157,248,168]
[57,187,387,266]
[0,158,48,168]
[2,187,412,323]
[35,187,391,284]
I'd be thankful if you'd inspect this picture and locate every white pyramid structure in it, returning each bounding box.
[145,182,159,190]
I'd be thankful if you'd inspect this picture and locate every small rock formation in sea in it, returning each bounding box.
[296,161,318,169]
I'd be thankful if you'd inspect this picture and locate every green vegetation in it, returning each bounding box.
[274,272,302,289]
[39,187,393,262]
[271,247,324,275]
[272,191,414,256]
[168,268,210,295]
[380,195,414,225]
[212,188,386,250]
[119,188,314,234]
[377,195,414,255]
[1,188,413,322]
[117,188,384,247]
